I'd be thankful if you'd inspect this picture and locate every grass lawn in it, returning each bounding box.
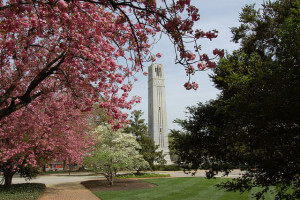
[93,177,275,200]
[0,183,45,200]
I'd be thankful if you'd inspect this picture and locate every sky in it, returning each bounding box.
[128,0,266,131]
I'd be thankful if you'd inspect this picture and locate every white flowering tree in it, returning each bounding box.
[85,125,149,185]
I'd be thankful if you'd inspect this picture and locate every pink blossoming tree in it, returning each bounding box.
[0,0,223,122]
[0,93,93,187]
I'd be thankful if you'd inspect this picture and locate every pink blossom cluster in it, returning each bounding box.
[213,48,225,58]
[186,65,195,75]
[180,52,197,61]
[205,31,218,41]
[177,0,191,7]
[0,93,93,173]
[194,29,218,40]
[156,53,162,58]
[184,81,198,90]
[197,62,206,70]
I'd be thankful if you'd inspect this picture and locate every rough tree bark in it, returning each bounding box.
[3,169,15,188]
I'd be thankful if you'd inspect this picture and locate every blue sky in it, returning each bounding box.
[129,0,266,130]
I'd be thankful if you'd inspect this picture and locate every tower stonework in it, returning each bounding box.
[148,63,172,164]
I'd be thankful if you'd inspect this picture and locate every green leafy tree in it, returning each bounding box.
[171,1,300,199]
[170,101,231,176]
[124,110,166,172]
[84,125,149,185]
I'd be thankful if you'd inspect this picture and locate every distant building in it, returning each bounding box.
[45,162,65,171]
[148,63,172,164]
[44,161,79,171]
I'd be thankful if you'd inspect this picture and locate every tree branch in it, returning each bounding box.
[0,52,66,120]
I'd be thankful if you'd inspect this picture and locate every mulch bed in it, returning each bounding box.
[81,179,157,191]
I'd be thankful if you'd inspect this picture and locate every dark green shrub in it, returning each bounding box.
[153,164,182,171]
[0,183,45,200]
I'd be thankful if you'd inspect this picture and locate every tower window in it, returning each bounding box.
[156,67,160,77]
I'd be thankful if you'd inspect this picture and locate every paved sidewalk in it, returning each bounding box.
[13,172,102,200]
[13,172,101,185]
[38,181,100,200]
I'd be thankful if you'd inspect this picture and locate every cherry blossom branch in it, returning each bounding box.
[57,68,80,98]
[0,91,43,120]
[0,52,66,120]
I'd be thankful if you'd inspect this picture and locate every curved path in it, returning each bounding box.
[13,172,102,200]
[38,181,100,200]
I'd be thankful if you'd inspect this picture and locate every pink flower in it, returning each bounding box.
[58,0,68,9]
[213,48,225,58]
[116,77,123,84]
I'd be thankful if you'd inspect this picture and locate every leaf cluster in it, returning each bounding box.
[84,124,149,185]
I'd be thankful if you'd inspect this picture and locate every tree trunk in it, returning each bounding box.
[106,171,114,186]
[68,164,71,175]
[3,171,14,189]
[109,177,114,186]
[63,160,67,170]
[78,165,85,171]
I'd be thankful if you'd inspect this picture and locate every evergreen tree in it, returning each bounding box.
[171,1,300,199]
[124,110,166,171]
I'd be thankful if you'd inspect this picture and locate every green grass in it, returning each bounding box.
[116,173,170,179]
[0,183,45,200]
[93,177,275,200]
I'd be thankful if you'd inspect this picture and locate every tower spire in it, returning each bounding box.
[148,63,172,164]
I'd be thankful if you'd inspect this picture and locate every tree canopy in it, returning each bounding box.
[171,0,300,199]
[0,93,93,187]
[84,125,149,185]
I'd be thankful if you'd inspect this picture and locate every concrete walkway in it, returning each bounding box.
[12,172,102,185]
[13,172,103,200]
[38,181,100,200]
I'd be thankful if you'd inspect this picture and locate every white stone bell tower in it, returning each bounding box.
[148,63,172,164]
